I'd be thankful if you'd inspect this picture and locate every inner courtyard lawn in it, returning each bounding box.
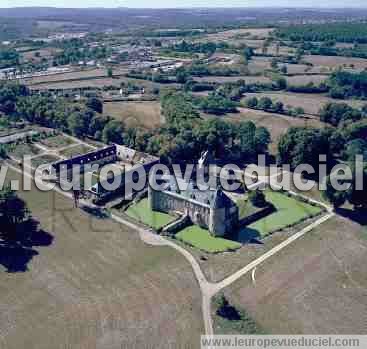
[176,225,242,253]
[125,198,175,230]
[244,190,322,237]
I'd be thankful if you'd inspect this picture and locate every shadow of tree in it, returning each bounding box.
[80,205,109,219]
[0,218,54,273]
[336,208,367,226]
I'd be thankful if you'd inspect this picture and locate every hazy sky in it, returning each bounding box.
[0,0,367,8]
[2,0,367,8]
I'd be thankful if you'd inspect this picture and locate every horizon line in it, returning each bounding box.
[2,6,367,10]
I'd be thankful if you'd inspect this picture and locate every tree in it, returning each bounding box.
[319,102,362,127]
[246,97,258,109]
[273,101,284,113]
[278,127,332,171]
[258,97,273,111]
[107,67,113,78]
[102,120,124,144]
[0,145,7,159]
[270,58,278,70]
[280,65,288,74]
[86,97,103,114]
[344,139,367,161]
[175,67,189,83]
[322,174,350,208]
[67,110,93,138]
[0,187,29,238]
[254,127,271,153]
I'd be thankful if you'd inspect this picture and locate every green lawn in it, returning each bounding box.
[176,225,242,253]
[244,191,322,237]
[125,198,175,230]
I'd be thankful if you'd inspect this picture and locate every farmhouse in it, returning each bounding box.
[148,177,239,237]
[48,143,159,201]
[88,145,159,201]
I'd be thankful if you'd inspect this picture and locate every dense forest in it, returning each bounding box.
[276,22,367,43]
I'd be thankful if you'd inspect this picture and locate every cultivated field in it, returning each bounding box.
[242,92,366,116]
[303,55,367,71]
[104,101,162,128]
[0,170,204,348]
[222,215,367,334]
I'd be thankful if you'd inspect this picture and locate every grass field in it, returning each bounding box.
[104,101,162,128]
[0,170,204,348]
[125,198,175,230]
[224,215,367,334]
[244,191,321,237]
[176,225,242,253]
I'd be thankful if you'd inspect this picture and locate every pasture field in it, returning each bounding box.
[242,92,366,116]
[242,191,322,238]
[285,74,328,86]
[104,101,162,128]
[303,55,367,71]
[176,226,242,253]
[220,107,325,153]
[125,198,176,230]
[223,215,367,334]
[0,170,204,348]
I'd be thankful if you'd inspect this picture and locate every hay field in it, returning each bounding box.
[0,170,204,348]
[104,101,162,128]
[223,216,367,334]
